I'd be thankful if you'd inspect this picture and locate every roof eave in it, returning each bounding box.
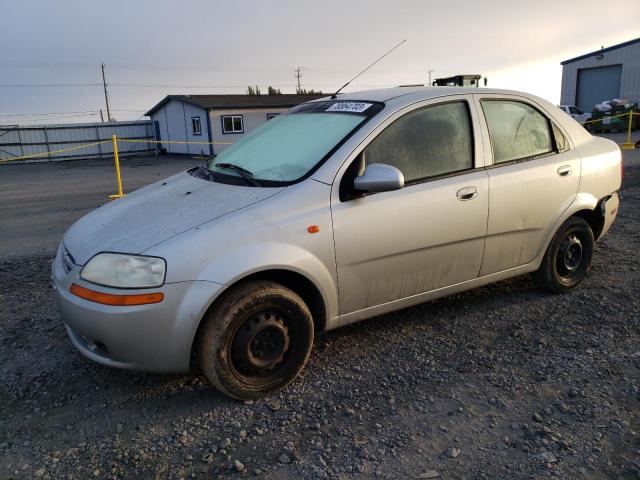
[561,37,640,65]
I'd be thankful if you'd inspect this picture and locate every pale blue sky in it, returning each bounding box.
[1,0,638,124]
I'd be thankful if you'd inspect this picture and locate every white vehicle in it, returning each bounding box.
[53,87,621,399]
[559,104,591,124]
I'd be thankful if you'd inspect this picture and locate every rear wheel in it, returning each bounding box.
[533,216,594,293]
[198,280,314,399]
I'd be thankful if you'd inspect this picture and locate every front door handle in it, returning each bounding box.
[456,186,478,201]
[557,165,572,177]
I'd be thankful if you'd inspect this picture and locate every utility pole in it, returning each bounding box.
[100,109,104,123]
[427,69,434,85]
[101,62,112,122]
[294,67,303,93]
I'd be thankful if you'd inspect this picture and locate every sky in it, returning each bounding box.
[1,0,638,124]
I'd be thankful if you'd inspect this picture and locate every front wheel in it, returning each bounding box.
[533,216,594,293]
[198,280,314,399]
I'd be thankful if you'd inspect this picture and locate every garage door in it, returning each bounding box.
[576,65,622,112]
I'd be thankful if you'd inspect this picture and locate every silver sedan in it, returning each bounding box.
[53,87,621,399]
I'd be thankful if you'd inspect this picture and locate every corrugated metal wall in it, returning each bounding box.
[0,121,154,162]
[560,41,640,108]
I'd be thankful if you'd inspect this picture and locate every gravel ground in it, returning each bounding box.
[1,154,639,479]
[0,155,200,259]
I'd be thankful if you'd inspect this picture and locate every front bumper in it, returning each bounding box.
[52,245,225,373]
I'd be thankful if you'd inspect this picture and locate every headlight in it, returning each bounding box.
[80,253,166,288]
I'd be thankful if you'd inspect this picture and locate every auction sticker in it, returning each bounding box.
[326,102,372,113]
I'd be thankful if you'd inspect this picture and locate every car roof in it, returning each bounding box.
[314,86,527,104]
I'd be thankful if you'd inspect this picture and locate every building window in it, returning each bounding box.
[222,115,244,134]
[267,113,280,121]
[191,116,202,135]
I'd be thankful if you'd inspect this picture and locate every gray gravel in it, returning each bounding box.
[1,157,639,479]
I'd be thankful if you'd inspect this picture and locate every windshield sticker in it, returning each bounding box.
[326,102,373,113]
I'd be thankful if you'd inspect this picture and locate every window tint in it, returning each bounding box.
[481,100,553,164]
[363,101,473,183]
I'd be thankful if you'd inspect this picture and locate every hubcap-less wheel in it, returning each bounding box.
[198,280,314,399]
[231,310,290,376]
[534,216,594,293]
[556,233,583,279]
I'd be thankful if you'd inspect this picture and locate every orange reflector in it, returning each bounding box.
[307,225,320,234]
[70,283,164,306]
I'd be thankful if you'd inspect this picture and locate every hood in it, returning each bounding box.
[64,170,284,265]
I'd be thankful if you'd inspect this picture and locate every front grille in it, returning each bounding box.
[62,247,76,274]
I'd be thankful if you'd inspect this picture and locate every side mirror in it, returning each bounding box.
[353,163,404,193]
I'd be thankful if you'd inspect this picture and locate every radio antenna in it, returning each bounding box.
[331,39,407,99]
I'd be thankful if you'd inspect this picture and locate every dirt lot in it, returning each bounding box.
[1,146,639,479]
[0,156,201,259]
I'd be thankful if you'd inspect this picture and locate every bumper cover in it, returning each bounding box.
[599,191,619,239]
[52,245,225,372]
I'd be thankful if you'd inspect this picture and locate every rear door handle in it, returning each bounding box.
[557,165,572,177]
[456,186,478,201]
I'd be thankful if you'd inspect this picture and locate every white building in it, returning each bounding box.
[560,37,640,112]
[145,94,323,156]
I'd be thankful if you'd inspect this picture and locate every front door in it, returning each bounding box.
[331,98,489,316]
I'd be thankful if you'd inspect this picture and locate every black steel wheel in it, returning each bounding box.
[198,280,314,399]
[534,216,594,293]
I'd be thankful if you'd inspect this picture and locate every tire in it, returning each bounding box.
[533,216,594,293]
[198,280,314,399]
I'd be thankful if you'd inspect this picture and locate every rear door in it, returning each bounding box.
[474,94,580,276]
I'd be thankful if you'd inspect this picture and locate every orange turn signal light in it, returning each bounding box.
[70,283,164,306]
[307,225,320,234]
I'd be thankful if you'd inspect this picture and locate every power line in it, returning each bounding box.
[0,113,99,124]
[0,109,146,117]
[0,61,349,73]
[0,83,101,88]
[0,82,397,89]
[0,110,98,117]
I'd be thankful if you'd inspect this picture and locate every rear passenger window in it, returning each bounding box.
[481,100,553,164]
[363,101,473,183]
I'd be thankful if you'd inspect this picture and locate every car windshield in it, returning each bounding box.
[206,101,380,185]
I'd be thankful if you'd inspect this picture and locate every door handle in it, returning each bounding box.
[456,186,478,201]
[557,165,572,177]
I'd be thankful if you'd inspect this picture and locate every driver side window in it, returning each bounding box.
[362,101,474,184]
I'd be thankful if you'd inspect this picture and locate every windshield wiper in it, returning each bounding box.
[214,162,261,187]
[194,163,215,181]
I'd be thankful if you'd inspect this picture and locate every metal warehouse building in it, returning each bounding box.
[560,37,640,113]
[145,94,323,156]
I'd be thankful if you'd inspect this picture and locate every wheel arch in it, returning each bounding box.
[190,268,328,367]
[532,193,605,270]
